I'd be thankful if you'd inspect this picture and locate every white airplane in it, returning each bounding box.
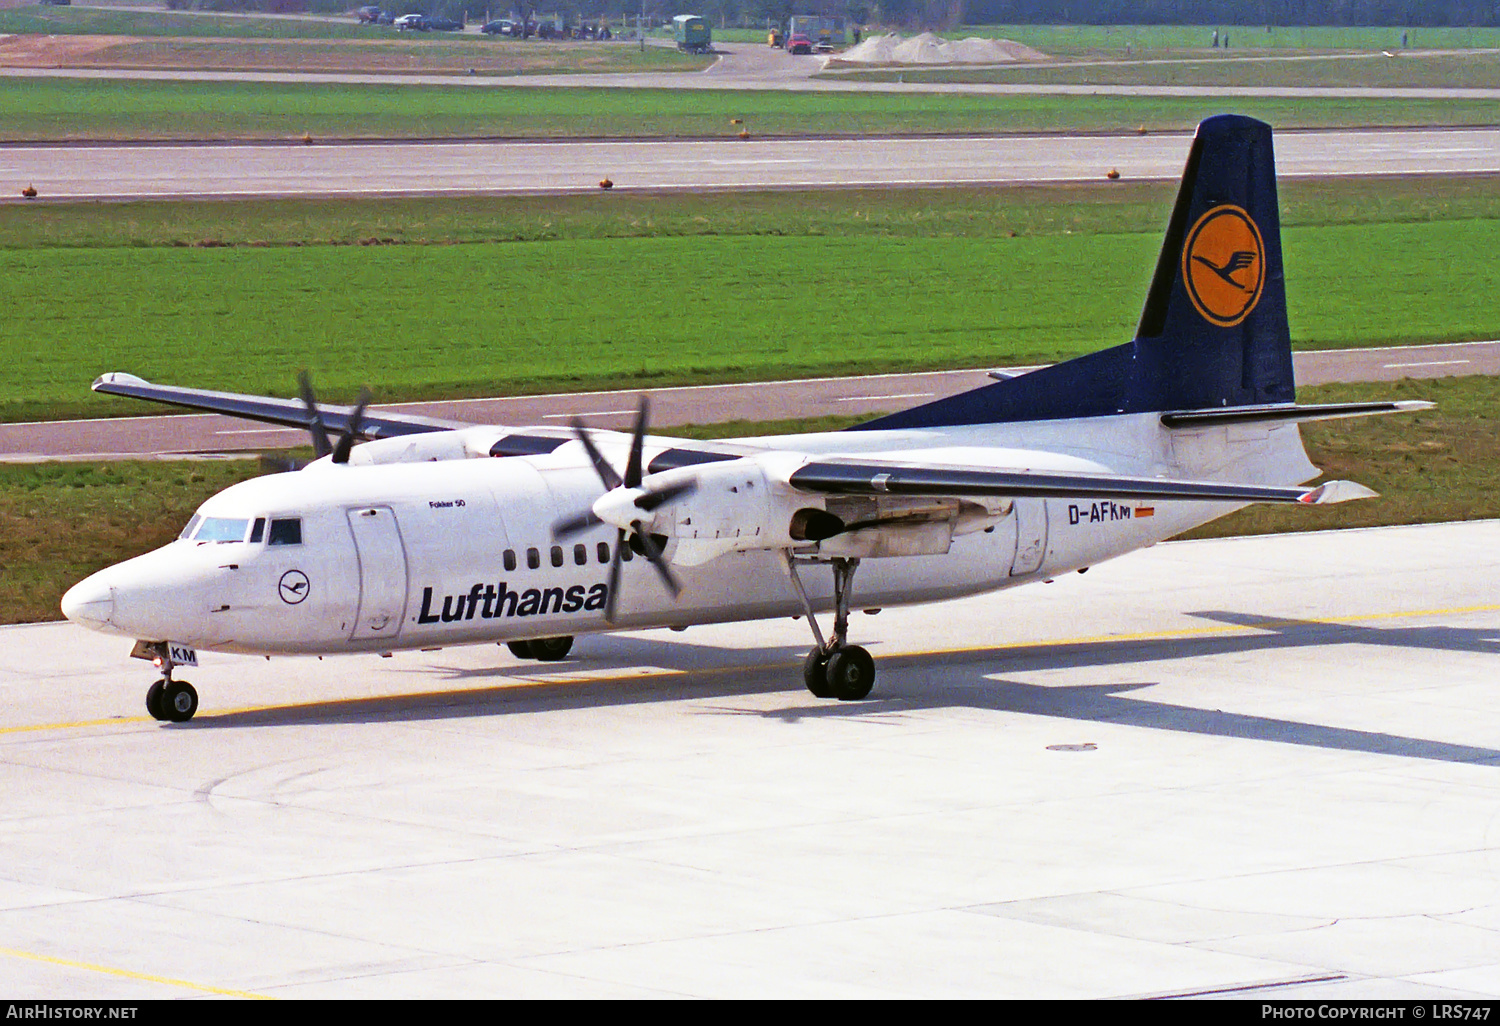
[62,115,1425,722]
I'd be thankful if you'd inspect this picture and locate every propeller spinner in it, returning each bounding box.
[551,397,696,621]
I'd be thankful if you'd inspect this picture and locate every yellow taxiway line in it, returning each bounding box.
[0,944,271,999]
[5,601,1499,738]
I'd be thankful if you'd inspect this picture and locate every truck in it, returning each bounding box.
[672,14,712,54]
[786,15,844,50]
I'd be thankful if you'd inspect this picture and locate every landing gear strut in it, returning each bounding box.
[786,554,875,701]
[140,644,198,723]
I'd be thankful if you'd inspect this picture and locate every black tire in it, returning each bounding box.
[507,640,534,659]
[145,680,166,721]
[825,646,875,701]
[803,649,834,698]
[530,636,574,661]
[162,681,198,722]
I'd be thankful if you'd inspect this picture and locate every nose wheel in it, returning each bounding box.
[787,555,876,701]
[139,643,199,722]
[146,679,198,722]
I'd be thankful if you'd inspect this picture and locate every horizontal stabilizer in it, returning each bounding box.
[1161,400,1432,429]
[1298,479,1379,505]
[92,373,463,440]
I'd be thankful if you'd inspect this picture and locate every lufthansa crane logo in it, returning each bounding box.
[1182,204,1265,328]
[278,570,310,605]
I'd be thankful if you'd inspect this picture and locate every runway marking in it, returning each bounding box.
[9,601,1500,737]
[0,944,271,999]
[1383,359,1471,369]
[836,392,934,402]
[542,410,634,419]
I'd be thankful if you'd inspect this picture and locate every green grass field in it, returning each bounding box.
[834,51,1500,89]
[5,375,1495,626]
[4,177,1498,424]
[0,5,377,39]
[4,76,1499,143]
[950,23,1500,54]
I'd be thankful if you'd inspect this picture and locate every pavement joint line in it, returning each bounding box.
[0,944,272,999]
[7,601,1498,737]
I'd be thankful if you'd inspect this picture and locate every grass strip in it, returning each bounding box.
[3,208,1497,423]
[2,77,1498,143]
[5,376,1491,626]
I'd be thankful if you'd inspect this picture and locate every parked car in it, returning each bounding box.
[481,19,518,36]
[425,16,464,31]
[355,5,382,22]
[393,14,428,31]
[787,34,812,54]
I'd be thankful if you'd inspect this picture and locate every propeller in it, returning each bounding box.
[297,371,371,466]
[551,396,697,621]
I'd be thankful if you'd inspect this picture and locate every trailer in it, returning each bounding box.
[672,14,712,54]
[787,15,844,50]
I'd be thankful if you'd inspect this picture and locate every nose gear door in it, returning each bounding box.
[347,506,409,641]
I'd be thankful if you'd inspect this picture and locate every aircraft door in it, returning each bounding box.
[347,506,409,641]
[1010,499,1048,576]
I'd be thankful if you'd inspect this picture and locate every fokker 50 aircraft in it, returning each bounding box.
[62,115,1425,722]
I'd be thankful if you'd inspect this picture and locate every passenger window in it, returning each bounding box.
[550,545,564,568]
[620,542,633,562]
[503,549,516,572]
[526,547,540,570]
[249,518,265,544]
[268,518,302,546]
[573,543,587,566]
[597,542,609,564]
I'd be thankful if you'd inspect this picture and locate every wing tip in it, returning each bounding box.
[1301,479,1380,505]
[91,372,149,392]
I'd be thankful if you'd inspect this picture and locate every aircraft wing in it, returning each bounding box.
[91,373,464,440]
[786,457,1371,506]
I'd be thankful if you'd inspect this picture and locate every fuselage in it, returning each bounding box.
[60,412,1317,657]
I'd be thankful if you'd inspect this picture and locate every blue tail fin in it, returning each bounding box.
[853,114,1294,431]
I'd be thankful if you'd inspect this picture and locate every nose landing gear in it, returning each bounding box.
[786,555,875,701]
[137,643,199,722]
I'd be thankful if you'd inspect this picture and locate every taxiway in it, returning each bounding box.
[3,520,1499,997]
[3,340,1494,462]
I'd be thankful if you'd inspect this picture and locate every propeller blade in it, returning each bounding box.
[632,525,681,597]
[296,371,333,460]
[331,386,373,464]
[604,528,626,622]
[624,395,649,489]
[572,419,622,491]
[553,508,603,539]
[635,478,697,513]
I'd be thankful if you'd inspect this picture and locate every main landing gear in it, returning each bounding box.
[786,555,876,701]
[141,646,198,723]
[507,636,575,661]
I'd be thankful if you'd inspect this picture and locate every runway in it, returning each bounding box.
[5,127,1500,201]
[3,340,1494,461]
[5,519,1500,997]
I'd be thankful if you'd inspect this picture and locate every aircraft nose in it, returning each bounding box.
[61,574,115,630]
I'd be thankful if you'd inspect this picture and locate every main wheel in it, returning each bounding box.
[162,681,198,722]
[507,640,534,659]
[145,680,167,721]
[530,636,574,662]
[803,649,834,698]
[825,646,875,701]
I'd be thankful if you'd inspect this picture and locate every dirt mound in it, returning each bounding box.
[829,32,1048,66]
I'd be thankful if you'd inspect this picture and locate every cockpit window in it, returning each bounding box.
[268,518,302,546]
[194,517,250,543]
[249,518,265,544]
[179,514,202,541]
